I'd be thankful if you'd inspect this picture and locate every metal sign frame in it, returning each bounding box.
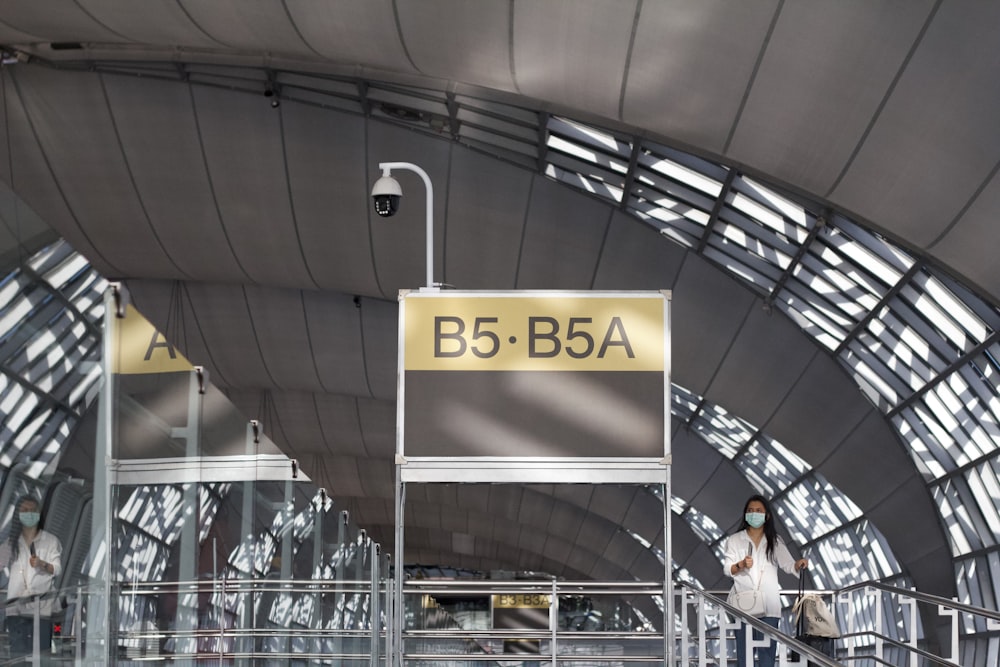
[395,289,671,484]
[392,289,673,666]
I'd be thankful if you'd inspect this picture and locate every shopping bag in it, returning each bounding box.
[791,570,838,664]
[794,593,840,638]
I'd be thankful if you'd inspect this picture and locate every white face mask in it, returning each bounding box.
[19,511,40,527]
[745,511,766,528]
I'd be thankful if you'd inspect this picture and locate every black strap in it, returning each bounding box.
[796,568,806,637]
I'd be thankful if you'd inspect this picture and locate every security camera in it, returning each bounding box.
[372,173,402,217]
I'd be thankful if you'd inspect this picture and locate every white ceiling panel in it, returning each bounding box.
[456,483,492,517]
[622,490,666,539]
[728,1,934,195]
[103,75,250,282]
[284,0,413,71]
[765,354,875,468]
[357,297,399,400]
[79,0,226,47]
[931,172,1000,302]
[687,463,756,529]
[0,77,107,268]
[829,1,1000,248]
[12,67,179,277]
[593,212,685,291]
[0,2,123,42]
[546,498,586,542]
[565,544,599,577]
[623,0,778,153]
[178,282,277,387]
[443,148,533,290]
[277,390,365,458]
[706,300,818,423]
[301,290,380,398]
[669,254,756,393]
[191,84,317,288]
[603,529,645,569]
[512,0,635,120]
[312,455,365,498]
[354,397,396,460]
[670,429,726,501]
[175,0,313,56]
[397,0,515,91]
[517,175,610,288]
[243,286,323,390]
[575,514,617,555]
[817,411,913,510]
[864,475,953,597]
[283,103,380,295]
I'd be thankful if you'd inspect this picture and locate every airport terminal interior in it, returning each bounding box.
[0,2,998,665]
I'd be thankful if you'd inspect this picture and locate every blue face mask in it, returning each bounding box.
[19,511,40,528]
[745,512,766,528]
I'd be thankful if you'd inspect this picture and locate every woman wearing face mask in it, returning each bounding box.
[5,494,62,658]
[724,494,808,667]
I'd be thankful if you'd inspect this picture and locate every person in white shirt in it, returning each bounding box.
[5,494,62,658]
[723,494,808,667]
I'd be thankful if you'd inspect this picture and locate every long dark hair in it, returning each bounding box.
[742,494,778,563]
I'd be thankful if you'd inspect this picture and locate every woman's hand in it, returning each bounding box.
[795,558,809,571]
[731,556,753,574]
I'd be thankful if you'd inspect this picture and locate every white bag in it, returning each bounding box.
[731,588,766,617]
[793,593,840,638]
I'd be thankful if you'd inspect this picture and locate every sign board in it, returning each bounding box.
[397,290,670,483]
[493,593,549,655]
[112,305,193,374]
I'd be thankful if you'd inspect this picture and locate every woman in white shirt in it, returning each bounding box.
[723,494,808,667]
[5,494,62,658]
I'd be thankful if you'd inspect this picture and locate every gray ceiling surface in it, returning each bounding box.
[1,1,996,606]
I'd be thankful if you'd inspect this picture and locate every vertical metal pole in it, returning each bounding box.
[369,543,380,667]
[664,293,675,666]
[175,369,203,656]
[550,578,558,666]
[333,511,348,667]
[281,480,294,656]
[394,470,405,667]
[241,421,258,657]
[313,495,324,659]
[90,284,119,665]
[383,551,392,667]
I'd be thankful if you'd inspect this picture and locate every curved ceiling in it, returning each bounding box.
[1,2,998,620]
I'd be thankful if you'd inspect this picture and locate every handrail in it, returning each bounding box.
[692,588,842,667]
[698,579,990,667]
[838,579,1000,622]
[835,630,958,667]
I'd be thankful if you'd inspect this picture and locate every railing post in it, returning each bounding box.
[369,542,380,667]
[937,602,959,665]
[550,578,558,666]
[873,586,884,663]
[899,594,918,667]
[697,591,708,667]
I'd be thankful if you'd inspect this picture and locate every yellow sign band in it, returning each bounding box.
[404,295,665,372]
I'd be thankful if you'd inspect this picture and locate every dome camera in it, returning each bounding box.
[372,174,402,217]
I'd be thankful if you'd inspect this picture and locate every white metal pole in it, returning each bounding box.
[378,162,436,291]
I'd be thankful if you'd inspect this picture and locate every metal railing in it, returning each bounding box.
[4,577,997,665]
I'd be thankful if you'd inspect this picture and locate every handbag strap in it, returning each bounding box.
[796,568,806,636]
[747,538,762,592]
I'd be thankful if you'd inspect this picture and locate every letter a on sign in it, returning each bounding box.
[112,305,193,375]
